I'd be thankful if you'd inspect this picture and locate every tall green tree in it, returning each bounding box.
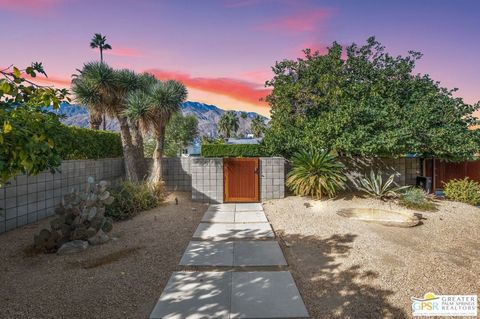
[250,115,266,138]
[263,37,480,160]
[89,33,112,130]
[125,80,188,183]
[144,113,198,157]
[164,113,198,156]
[218,111,239,138]
[0,63,69,185]
[72,62,147,181]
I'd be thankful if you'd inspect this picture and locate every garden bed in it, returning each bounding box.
[0,192,207,319]
[263,195,480,319]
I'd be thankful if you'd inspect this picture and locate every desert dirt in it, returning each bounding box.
[263,195,480,319]
[0,192,208,319]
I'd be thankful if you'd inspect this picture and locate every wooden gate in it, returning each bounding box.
[224,158,260,203]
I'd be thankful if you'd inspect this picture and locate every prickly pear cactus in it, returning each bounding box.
[34,177,115,252]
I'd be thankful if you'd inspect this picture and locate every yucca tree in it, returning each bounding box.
[72,62,145,181]
[90,33,112,63]
[218,111,239,138]
[286,150,347,199]
[250,115,266,138]
[125,79,188,183]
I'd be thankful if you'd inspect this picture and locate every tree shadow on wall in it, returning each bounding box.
[277,232,408,319]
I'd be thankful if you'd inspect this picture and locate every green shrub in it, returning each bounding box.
[399,187,437,211]
[357,171,408,199]
[286,150,346,199]
[55,125,123,160]
[443,178,480,206]
[201,144,264,157]
[105,181,164,221]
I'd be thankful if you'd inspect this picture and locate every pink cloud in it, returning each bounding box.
[146,69,271,107]
[91,45,144,58]
[240,69,273,84]
[257,8,331,32]
[105,46,144,58]
[24,73,71,88]
[0,0,59,11]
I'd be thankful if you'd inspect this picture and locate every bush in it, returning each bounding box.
[357,171,408,199]
[105,181,164,221]
[55,125,123,160]
[443,178,480,206]
[286,150,346,199]
[399,187,436,211]
[201,144,264,157]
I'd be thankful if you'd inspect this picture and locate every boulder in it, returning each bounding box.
[88,230,110,245]
[57,240,88,255]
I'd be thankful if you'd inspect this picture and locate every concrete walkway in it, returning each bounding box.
[150,203,309,319]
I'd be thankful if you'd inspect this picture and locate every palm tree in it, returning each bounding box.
[90,33,112,130]
[125,79,187,183]
[90,33,112,63]
[218,111,239,138]
[72,62,145,181]
[250,115,266,138]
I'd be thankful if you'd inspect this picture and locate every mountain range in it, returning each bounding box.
[52,101,268,137]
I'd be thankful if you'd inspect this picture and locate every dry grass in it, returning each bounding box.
[0,192,207,319]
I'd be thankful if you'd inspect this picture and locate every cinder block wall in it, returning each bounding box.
[161,157,192,192]
[341,157,421,189]
[191,157,223,203]
[260,157,285,201]
[0,158,124,234]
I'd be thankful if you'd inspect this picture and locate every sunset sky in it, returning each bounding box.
[1,0,479,117]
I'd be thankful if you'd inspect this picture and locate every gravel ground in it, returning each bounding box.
[263,195,480,319]
[0,192,208,319]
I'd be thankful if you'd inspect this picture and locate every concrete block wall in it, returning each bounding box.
[191,157,223,204]
[161,157,192,192]
[342,157,421,189]
[260,157,285,201]
[0,158,124,234]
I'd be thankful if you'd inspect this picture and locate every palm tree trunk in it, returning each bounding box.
[102,114,106,130]
[130,123,147,180]
[117,115,140,182]
[100,48,103,63]
[150,125,166,183]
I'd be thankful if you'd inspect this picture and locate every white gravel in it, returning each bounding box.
[263,195,480,319]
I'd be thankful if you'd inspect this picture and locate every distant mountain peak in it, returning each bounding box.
[53,101,267,137]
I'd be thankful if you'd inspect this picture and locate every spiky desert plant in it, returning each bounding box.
[357,170,408,199]
[399,187,436,211]
[125,79,188,183]
[286,150,346,199]
[72,62,146,181]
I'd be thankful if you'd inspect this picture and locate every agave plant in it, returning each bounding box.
[286,150,346,199]
[357,170,408,199]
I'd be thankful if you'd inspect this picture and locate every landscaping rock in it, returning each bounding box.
[88,230,110,245]
[57,240,88,255]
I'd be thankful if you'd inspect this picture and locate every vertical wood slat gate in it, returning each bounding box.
[223,158,260,203]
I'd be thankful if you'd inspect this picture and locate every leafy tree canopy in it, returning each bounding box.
[144,113,198,157]
[263,37,480,160]
[0,63,69,185]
